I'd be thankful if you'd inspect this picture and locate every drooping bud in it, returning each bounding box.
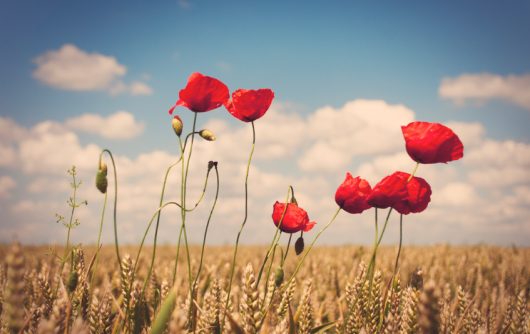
[295,236,305,255]
[99,161,108,175]
[171,115,183,136]
[199,129,216,141]
[274,267,284,287]
[96,161,108,194]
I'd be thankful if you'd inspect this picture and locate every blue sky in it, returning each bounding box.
[1,0,529,245]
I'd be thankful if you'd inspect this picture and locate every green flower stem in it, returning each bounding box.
[171,224,184,285]
[377,213,406,332]
[100,149,122,272]
[90,190,108,290]
[142,157,183,294]
[366,208,379,283]
[282,234,293,265]
[263,242,279,298]
[180,113,198,299]
[222,121,256,329]
[136,201,184,291]
[366,161,421,284]
[256,185,292,285]
[257,234,289,330]
[192,164,219,289]
[121,201,183,330]
[393,214,404,276]
[408,162,420,182]
[286,207,342,285]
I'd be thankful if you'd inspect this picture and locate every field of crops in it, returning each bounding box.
[0,243,528,333]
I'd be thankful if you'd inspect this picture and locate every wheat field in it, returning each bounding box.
[0,243,528,333]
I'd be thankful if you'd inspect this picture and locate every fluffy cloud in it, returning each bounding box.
[65,111,145,139]
[299,100,415,172]
[0,176,16,198]
[439,73,530,110]
[1,99,529,245]
[33,44,152,96]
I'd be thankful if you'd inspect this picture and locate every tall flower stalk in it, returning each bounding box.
[223,121,256,322]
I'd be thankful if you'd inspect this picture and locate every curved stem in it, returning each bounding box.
[223,121,256,327]
[90,191,108,289]
[193,164,219,289]
[286,207,342,284]
[143,157,183,295]
[282,234,293,265]
[165,133,213,284]
[393,214,404,275]
[366,208,379,281]
[180,113,198,299]
[263,243,279,298]
[100,149,121,272]
[367,161,420,287]
[136,201,183,291]
[185,163,212,213]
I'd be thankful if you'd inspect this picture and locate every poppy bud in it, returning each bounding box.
[99,161,108,175]
[171,116,183,136]
[295,236,305,255]
[199,129,216,141]
[96,163,108,194]
[274,267,284,287]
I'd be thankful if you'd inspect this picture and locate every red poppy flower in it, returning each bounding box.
[401,121,464,164]
[225,88,274,122]
[335,173,372,214]
[168,72,229,114]
[392,172,432,215]
[366,172,408,209]
[272,201,316,233]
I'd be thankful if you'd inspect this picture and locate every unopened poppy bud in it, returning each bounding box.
[295,236,305,255]
[199,129,216,141]
[171,116,183,136]
[96,164,108,194]
[274,267,284,287]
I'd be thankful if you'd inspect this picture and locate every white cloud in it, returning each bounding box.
[0,144,17,168]
[2,99,529,246]
[0,176,16,198]
[65,111,145,139]
[463,139,530,188]
[434,182,479,207]
[129,81,154,96]
[299,100,415,172]
[439,73,530,110]
[17,121,101,174]
[33,44,152,96]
